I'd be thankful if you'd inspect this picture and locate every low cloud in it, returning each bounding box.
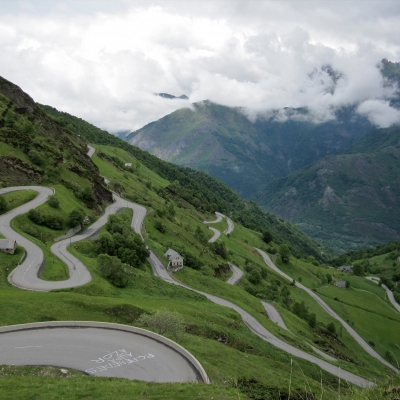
[357,100,400,127]
[0,1,399,131]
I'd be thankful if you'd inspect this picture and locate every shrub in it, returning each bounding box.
[28,209,43,224]
[137,308,185,339]
[27,209,64,230]
[248,270,262,285]
[28,149,43,166]
[262,231,273,243]
[327,322,336,335]
[308,313,317,328]
[279,244,291,263]
[97,253,129,288]
[45,215,64,229]
[0,196,7,213]
[260,267,267,279]
[81,187,94,203]
[154,220,166,233]
[68,208,85,227]
[48,195,60,208]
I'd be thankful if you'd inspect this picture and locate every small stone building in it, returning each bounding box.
[164,248,184,271]
[338,265,353,273]
[336,281,347,289]
[0,239,17,254]
[124,163,132,168]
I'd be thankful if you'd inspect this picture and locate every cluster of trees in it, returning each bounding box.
[95,214,150,287]
[97,214,149,269]
[27,201,86,230]
[332,240,400,266]
[292,300,317,328]
[209,241,228,260]
[97,254,128,288]
[27,209,64,230]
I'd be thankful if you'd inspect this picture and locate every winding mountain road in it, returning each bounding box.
[226,262,243,285]
[0,186,375,386]
[0,186,54,291]
[0,156,381,386]
[256,249,398,373]
[204,211,234,240]
[366,277,400,314]
[224,216,234,235]
[147,251,372,386]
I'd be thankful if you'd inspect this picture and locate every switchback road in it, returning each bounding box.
[366,276,400,314]
[0,186,54,291]
[226,262,243,285]
[256,249,398,373]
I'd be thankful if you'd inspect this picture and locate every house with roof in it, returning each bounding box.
[124,163,132,168]
[0,239,17,254]
[338,265,353,273]
[335,281,348,289]
[164,248,184,271]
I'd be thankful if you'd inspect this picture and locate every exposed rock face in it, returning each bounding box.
[0,77,35,113]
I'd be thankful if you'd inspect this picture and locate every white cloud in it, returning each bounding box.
[357,100,400,128]
[0,1,399,131]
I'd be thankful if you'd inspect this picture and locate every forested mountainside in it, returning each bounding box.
[39,103,329,259]
[254,127,400,253]
[125,100,373,198]
[124,61,399,201]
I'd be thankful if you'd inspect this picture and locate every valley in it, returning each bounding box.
[0,76,400,399]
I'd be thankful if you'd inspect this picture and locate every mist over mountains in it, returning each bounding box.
[122,60,400,252]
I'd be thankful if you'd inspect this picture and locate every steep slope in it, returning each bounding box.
[0,76,111,207]
[40,103,329,259]
[254,127,400,253]
[125,100,373,197]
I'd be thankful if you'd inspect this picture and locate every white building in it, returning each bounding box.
[0,239,17,254]
[164,248,184,271]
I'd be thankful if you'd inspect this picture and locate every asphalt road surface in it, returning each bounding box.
[146,247,372,387]
[0,326,200,382]
[203,212,223,224]
[0,186,54,291]
[224,216,234,235]
[256,249,398,373]
[204,212,235,236]
[366,276,400,313]
[207,226,220,243]
[261,301,336,361]
[262,301,288,331]
[226,263,243,285]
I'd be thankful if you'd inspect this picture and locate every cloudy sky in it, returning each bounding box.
[1,0,400,132]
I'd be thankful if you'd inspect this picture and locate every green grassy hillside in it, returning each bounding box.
[39,103,329,260]
[1,75,399,399]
